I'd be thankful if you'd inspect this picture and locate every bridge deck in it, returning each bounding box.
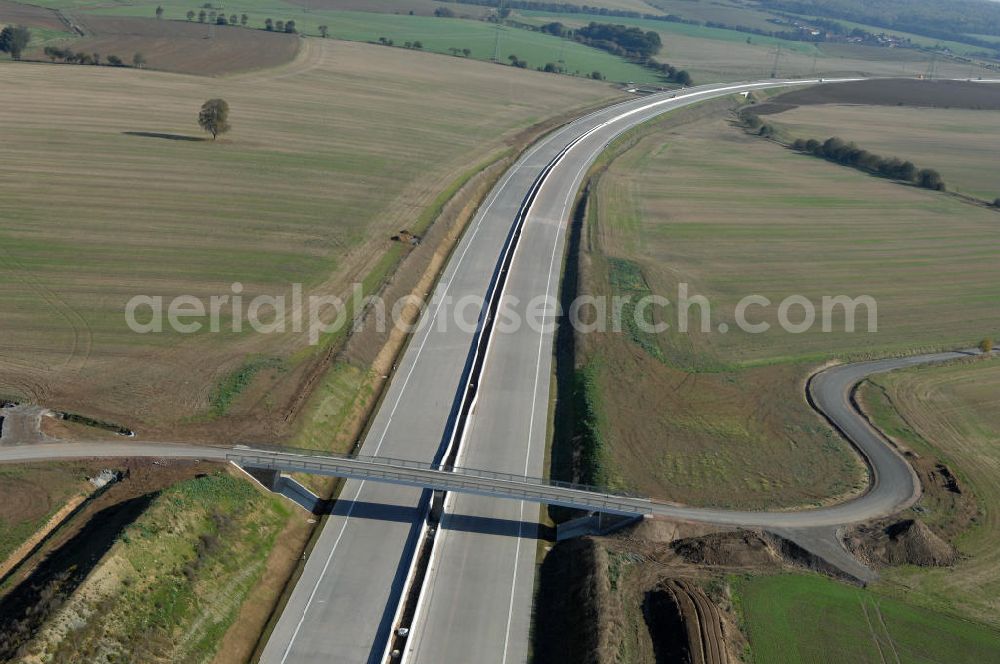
[229,449,652,516]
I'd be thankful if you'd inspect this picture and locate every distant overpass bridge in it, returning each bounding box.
[228,448,652,517]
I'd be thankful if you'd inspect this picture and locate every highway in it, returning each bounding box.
[0,78,982,662]
[256,79,841,664]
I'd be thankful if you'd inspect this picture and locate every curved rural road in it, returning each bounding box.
[1,78,987,661]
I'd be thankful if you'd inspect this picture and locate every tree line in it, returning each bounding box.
[178,6,303,33]
[572,21,661,59]
[540,21,691,84]
[790,136,946,191]
[186,9,249,27]
[43,47,145,67]
[755,129,947,191]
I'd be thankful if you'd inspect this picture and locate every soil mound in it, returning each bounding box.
[846,519,956,568]
[672,530,782,568]
[671,529,853,580]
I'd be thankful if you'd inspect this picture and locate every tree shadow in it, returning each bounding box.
[122,131,207,142]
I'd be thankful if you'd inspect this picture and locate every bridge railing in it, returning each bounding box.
[234,444,644,498]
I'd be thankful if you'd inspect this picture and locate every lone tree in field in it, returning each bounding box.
[132,52,146,68]
[981,337,994,354]
[241,13,249,26]
[318,25,329,38]
[155,5,164,19]
[0,25,31,61]
[198,98,231,140]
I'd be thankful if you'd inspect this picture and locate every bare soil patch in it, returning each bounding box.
[0,0,64,31]
[68,16,300,75]
[754,78,1000,115]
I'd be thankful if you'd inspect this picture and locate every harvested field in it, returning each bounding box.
[0,40,614,441]
[756,78,1000,113]
[757,103,1000,200]
[61,15,301,75]
[0,0,64,31]
[859,359,1000,627]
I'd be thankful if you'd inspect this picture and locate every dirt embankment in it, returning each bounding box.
[753,78,1000,116]
[532,516,914,664]
[646,579,730,664]
[0,459,216,660]
[535,518,868,664]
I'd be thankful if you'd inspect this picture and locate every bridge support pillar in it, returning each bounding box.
[556,512,644,541]
[242,466,283,492]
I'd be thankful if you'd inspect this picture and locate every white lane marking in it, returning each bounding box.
[277,133,569,663]
[501,146,595,664]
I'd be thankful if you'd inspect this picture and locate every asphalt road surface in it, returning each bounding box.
[0,79,982,663]
[257,80,842,664]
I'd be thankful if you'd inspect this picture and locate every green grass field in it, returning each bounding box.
[735,574,1000,664]
[766,105,1000,201]
[0,39,614,437]
[860,360,1000,627]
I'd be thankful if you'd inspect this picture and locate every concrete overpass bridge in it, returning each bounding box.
[228,447,652,517]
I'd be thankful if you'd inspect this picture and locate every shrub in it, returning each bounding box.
[917,168,946,191]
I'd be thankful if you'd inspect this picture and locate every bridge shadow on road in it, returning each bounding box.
[329,499,554,540]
